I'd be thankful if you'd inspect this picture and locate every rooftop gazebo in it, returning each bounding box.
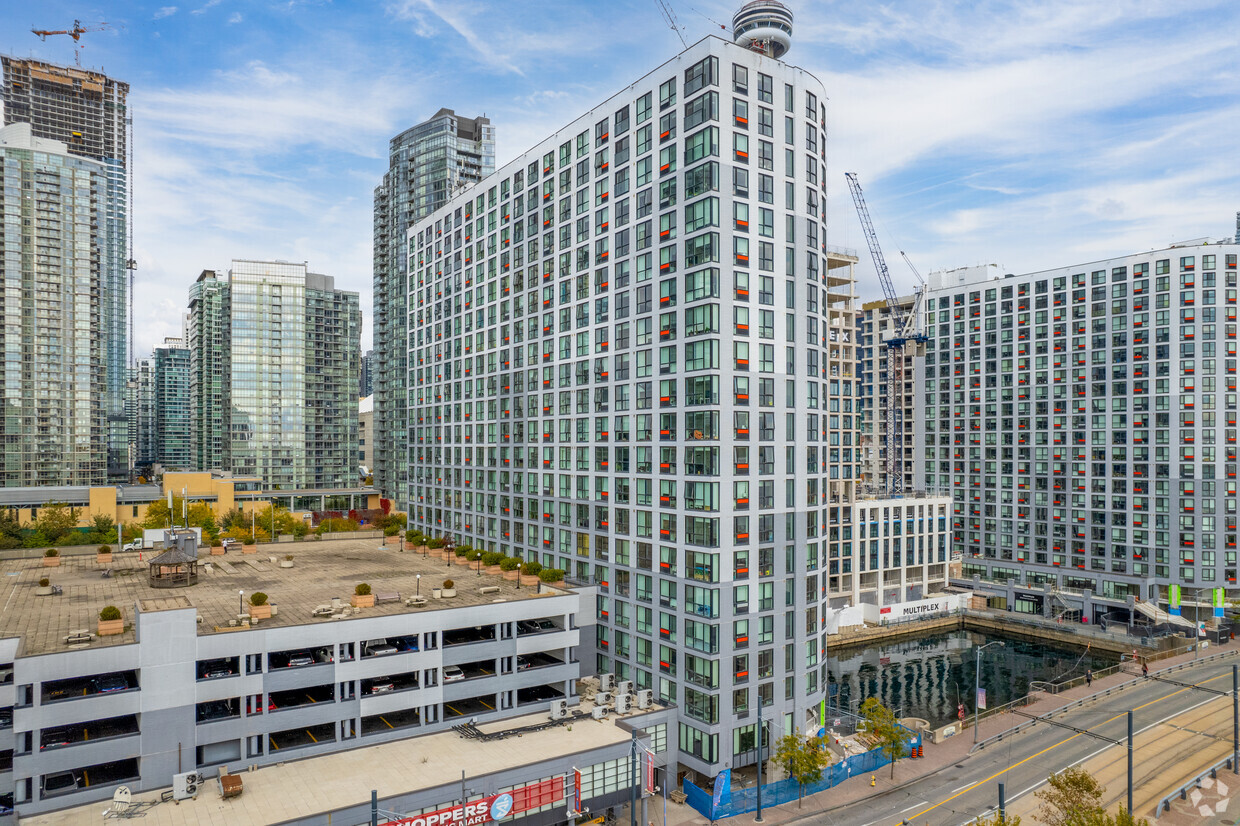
[147,545,199,588]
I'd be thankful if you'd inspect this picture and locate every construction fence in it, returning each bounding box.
[681,732,922,820]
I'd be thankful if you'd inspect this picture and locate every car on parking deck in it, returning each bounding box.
[40,726,75,750]
[91,674,128,693]
[286,652,314,668]
[443,665,465,683]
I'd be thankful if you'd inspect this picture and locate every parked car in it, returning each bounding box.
[364,640,398,657]
[121,538,149,552]
[196,701,234,723]
[91,674,128,693]
[199,659,234,679]
[41,771,82,795]
[40,726,75,750]
[443,665,465,683]
[516,656,533,671]
[285,652,314,668]
[366,680,396,694]
[517,620,541,634]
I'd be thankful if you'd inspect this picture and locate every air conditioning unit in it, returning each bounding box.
[594,690,612,707]
[550,698,568,720]
[591,705,608,720]
[614,693,633,714]
[172,771,202,801]
[599,673,616,691]
[636,689,654,709]
[617,680,633,697]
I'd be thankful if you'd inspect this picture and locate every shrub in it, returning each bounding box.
[521,560,543,576]
[315,517,360,535]
[428,537,446,549]
[405,529,420,543]
[354,583,372,596]
[482,551,505,566]
[285,554,294,561]
[44,548,59,558]
[249,592,268,606]
[38,578,50,588]
[500,557,521,571]
[539,568,566,583]
[454,545,471,558]
[99,605,122,622]
[384,525,400,537]
[442,579,455,589]
[97,545,112,554]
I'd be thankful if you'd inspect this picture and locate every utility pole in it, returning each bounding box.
[754,693,763,822]
[1233,664,1238,775]
[630,729,638,826]
[1127,710,1133,819]
[998,782,1006,824]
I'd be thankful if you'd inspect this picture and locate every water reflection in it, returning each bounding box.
[828,629,1119,728]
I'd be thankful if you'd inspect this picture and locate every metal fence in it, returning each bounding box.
[682,733,921,820]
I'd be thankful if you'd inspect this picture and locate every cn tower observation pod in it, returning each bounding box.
[732,0,794,58]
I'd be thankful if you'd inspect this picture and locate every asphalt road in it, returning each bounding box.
[821,658,1240,826]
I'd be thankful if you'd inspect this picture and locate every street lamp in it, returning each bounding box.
[238,590,244,618]
[416,574,421,598]
[476,552,482,577]
[974,641,1005,744]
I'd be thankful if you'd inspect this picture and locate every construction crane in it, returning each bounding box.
[845,172,928,498]
[31,19,113,66]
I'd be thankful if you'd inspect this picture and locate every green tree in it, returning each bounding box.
[219,507,246,531]
[142,497,181,529]
[860,697,912,778]
[33,502,76,544]
[0,508,23,549]
[1035,767,1105,826]
[773,733,829,807]
[91,514,117,542]
[972,811,1021,826]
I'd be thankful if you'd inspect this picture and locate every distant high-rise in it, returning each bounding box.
[188,261,361,489]
[373,109,494,503]
[152,338,192,470]
[359,349,374,398]
[133,359,156,469]
[0,123,108,486]
[2,56,131,480]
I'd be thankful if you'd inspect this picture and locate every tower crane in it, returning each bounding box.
[31,19,113,66]
[845,172,928,497]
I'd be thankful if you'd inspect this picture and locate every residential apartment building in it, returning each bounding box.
[0,123,109,487]
[403,24,856,775]
[915,239,1240,608]
[857,295,920,495]
[152,338,192,470]
[132,359,156,470]
[373,110,495,502]
[360,348,374,398]
[2,57,131,480]
[360,395,374,477]
[187,261,361,489]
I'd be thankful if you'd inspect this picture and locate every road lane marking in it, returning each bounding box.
[900,801,926,813]
[906,671,1232,826]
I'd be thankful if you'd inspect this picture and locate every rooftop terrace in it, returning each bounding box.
[0,538,559,657]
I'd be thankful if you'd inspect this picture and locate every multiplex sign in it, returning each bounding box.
[878,596,955,618]
[391,792,515,826]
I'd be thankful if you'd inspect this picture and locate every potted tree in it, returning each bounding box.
[98,605,124,636]
[519,560,542,587]
[428,537,447,559]
[483,551,506,575]
[453,545,471,566]
[280,554,294,569]
[42,548,60,568]
[441,579,457,598]
[96,544,113,565]
[539,568,568,588]
[35,577,54,596]
[351,583,375,608]
[248,592,272,620]
[500,557,521,580]
[405,529,419,551]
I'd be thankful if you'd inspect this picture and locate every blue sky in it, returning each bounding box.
[2,0,1237,357]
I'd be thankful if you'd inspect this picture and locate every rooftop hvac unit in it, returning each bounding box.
[599,673,616,691]
[614,693,633,714]
[172,771,202,801]
[550,698,568,720]
[594,690,612,707]
[591,705,608,720]
[636,689,654,709]
[617,679,633,697]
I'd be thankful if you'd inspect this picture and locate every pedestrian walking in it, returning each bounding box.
[1142,661,1149,678]
[1085,669,1093,688]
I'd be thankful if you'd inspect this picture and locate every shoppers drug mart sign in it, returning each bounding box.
[391,777,562,826]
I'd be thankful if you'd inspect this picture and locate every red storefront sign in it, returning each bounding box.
[390,778,563,826]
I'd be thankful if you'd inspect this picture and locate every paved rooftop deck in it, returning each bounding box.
[24,707,649,826]
[0,539,557,657]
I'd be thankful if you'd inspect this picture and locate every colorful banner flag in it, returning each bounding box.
[573,769,581,814]
[1169,583,1182,615]
[644,753,655,794]
[712,769,731,809]
[977,687,987,710]
[1215,587,1226,618]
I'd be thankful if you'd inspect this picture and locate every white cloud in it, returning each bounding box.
[153,6,178,19]
[191,0,222,15]
[227,12,243,24]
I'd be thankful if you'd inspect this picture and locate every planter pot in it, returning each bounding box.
[502,569,520,580]
[351,594,375,608]
[35,586,53,596]
[42,557,60,567]
[269,604,278,616]
[432,588,443,599]
[97,619,124,636]
[279,560,294,569]
[405,542,416,551]
[96,554,112,565]
[519,574,540,587]
[441,588,457,598]
[415,545,429,555]
[242,545,257,554]
[541,580,567,589]
[248,604,272,620]
[486,565,503,576]
[210,546,226,556]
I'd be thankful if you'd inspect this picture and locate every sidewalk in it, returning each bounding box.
[638,643,1239,826]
